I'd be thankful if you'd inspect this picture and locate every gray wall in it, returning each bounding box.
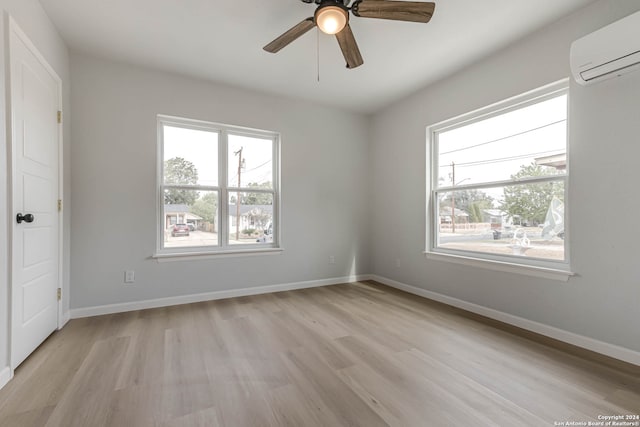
[0,0,70,373]
[370,0,640,352]
[70,54,371,309]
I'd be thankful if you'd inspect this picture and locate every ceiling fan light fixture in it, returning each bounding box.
[315,4,348,35]
[264,0,436,70]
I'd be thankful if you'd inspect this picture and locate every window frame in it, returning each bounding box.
[155,115,281,259]
[425,80,573,279]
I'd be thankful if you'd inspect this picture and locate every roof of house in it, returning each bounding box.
[439,207,469,217]
[483,209,507,217]
[164,205,203,220]
[535,153,567,170]
[165,204,272,217]
[228,204,273,216]
[164,204,190,213]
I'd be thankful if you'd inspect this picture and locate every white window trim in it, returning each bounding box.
[152,247,284,262]
[155,115,281,260]
[423,251,574,282]
[425,80,574,280]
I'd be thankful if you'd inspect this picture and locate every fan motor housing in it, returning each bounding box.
[301,0,350,5]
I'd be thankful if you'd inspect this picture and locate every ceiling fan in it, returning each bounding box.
[263,0,436,69]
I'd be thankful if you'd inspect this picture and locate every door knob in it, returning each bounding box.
[16,213,34,224]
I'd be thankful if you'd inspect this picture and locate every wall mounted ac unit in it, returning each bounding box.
[570,10,640,85]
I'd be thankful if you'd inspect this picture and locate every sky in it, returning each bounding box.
[436,94,567,204]
[163,126,273,188]
[227,134,273,188]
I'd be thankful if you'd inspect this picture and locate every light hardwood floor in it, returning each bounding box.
[0,281,638,426]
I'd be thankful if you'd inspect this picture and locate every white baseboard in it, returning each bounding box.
[66,272,639,367]
[0,366,12,391]
[371,274,640,367]
[70,275,372,319]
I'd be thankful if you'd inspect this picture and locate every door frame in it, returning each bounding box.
[6,15,65,371]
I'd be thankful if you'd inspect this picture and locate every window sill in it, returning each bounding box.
[153,247,283,263]
[423,251,574,282]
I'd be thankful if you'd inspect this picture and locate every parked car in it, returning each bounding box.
[187,223,196,231]
[256,223,273,243]
[492,228,514,240]
[171,223,190,237]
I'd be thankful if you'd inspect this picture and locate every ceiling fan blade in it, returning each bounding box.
[263,18,316,53]
[335,23,364,69]
[352,1,435,23]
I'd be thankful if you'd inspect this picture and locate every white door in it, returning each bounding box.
[10,21,61,368]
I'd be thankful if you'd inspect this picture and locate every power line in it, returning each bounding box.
[439,119,566,155]
[243,159,271,173]
[439,150,565,168]
[228,160,271,186]
[255,171,272,183]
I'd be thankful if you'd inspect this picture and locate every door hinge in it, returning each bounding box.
[57,110,62,124]
[57,288,62,301]
[58,199,62,212]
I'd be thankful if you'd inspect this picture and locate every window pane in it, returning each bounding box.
[228,192,274,245]
[228,134,273,189]
[163,125,218,186]
[163,190,218,248]
[437,95,567,187]
[436,181,565,261]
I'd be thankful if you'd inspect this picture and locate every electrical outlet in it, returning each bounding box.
[328,256,336,265]
[124,270,135,283]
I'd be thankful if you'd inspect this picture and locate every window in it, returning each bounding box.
[428,82,569,270]
[157,116,279,256]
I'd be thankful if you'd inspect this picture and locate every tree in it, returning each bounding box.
[441,189,493,222]
[468,202,486,223]
[247,208,271,231]
[164,157,198,206]
[229,182,272,205]
[501,163,564,225]
[243,182,273,205]
[191,192,217,224]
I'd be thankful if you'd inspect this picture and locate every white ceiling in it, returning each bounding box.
[39,0,597,113]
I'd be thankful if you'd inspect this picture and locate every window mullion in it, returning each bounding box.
[220,130,228,248]
[157,121,165,253]
[437,175,566,192]
[273,135,279,246]
[228,188,274,194]
[163,184,219,192]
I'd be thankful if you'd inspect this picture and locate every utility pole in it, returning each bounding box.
[234,147,243,242]
[451,162,456,234]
